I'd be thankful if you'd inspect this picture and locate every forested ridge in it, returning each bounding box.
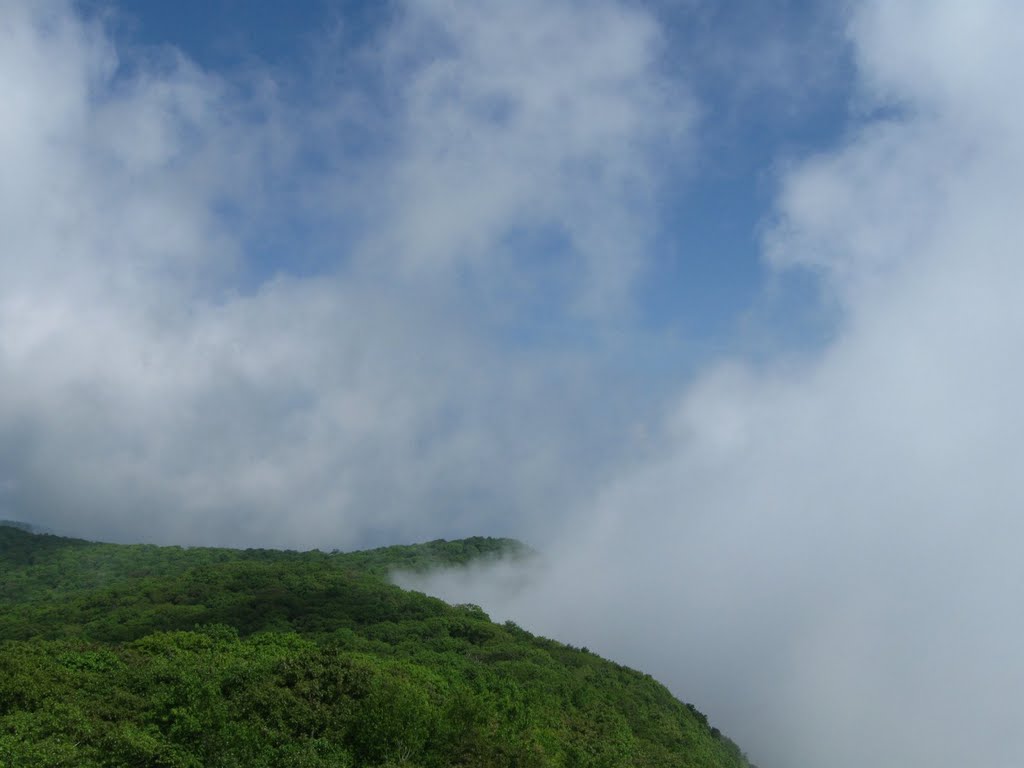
[0,523,753,768]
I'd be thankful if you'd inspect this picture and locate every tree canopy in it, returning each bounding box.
[0,524,753,768]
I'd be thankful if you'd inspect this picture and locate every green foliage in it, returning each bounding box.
[0,523,752,768]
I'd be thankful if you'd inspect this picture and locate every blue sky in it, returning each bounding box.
[85,0,852,356]
[6,2,1024,767]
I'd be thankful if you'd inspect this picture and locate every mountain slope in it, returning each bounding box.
[0,524,754,768]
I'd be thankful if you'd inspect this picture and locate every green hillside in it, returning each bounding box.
[0,524,753,768]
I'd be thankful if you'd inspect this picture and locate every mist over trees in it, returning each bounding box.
[0,525,753,767]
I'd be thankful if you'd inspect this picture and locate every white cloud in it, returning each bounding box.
[366,0,692,310]
[0,0,687,548]
[403,2,1024,767]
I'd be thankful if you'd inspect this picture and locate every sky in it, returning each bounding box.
[3,1,1024,767]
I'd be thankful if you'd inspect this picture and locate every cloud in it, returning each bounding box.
[401,2,1024,767]
[0,0,687,548]
[363,0,692,310]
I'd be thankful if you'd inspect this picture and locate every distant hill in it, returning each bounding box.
[0,519,50,534]
[0,523,754,768]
